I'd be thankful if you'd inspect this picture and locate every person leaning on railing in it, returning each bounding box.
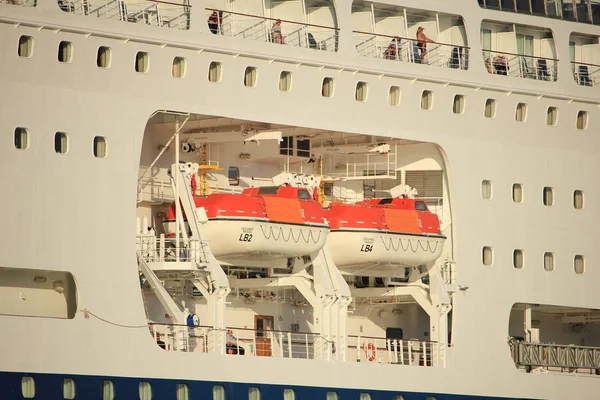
[383,36,401,60]
[416,27,435,64]
[207,11,222,34]
[226,329,245,355]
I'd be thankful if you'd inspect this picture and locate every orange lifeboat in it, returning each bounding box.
[323,197,445,276]
[163,186,329,268]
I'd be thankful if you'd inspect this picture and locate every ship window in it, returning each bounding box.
[453,94,465,114]
[297,139,310,158]
[573,190,584,209]
[576,110,588,130]
[176,384,189,400]
[484,98,496,118]
[481,180,492,200]
[135,51,149,73]
[14,127,29,150]
[379,198,393,205]
[94,136,107,158]
[360,394,371,400]
[482,246,493,266]
[248,386,261,400]
[322,77,335,97]
[139,382,152,400]
[393,396,405,400]
[228,167,240,186]
[244,66,257,87]
[355,81,368,102]
[426,397,437,400]
[298,189,311,200]
[279,71,292,92]
[326,392,338,400]
[283,389,295,400]
[21,376,35,398]
[421,90,433,110]
[213,385,225,400]
[574,255,585,274]
[97,46,111,68]
[172,57,186,78]
[388,86,401,106]
[63,378,75,399]
[102,380,115,400]
[323,182,333,196]
[58,41,73,63]
[544,252,554,272]
[258,186,279,195]
[209,62,222,83]
[546,107,558,126]
[55,132,68,154]
[543,187,554,206]
[415,201,427,211]
[513,250,524,269]
[515,103,527,122]
[279,136,293,155]
[512,184,523,203]
[18,35,33,58]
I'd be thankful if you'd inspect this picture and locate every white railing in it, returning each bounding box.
[483,50,558,82]
[353,31,469,70]
[510,340,600,374]
[572,61,600,87]
[60,0,191,30]
[348,335,438,366]
[206,8,339,52]
[137,234,212,264]
[0,0,37,6]
[137,176,243,203]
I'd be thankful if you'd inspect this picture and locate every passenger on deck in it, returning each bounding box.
[493,54,508,75]
[383,36,401,60]
[226,329,245,355]
[208,11,222,34]
[272,19,286,44]
[416,26,435,64]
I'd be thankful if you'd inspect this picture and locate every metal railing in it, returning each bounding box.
[137,177,174,203]
[483,50,558,82]
[206,8,339,52]
[137,234,212,264]
[0,0,37,6]
[571,61,600,87]
[510,340,600,374]
[59,0,191,30]
[353,31,470,70]
[149,323,440,367]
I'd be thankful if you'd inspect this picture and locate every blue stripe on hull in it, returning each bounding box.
[0,371,540,400]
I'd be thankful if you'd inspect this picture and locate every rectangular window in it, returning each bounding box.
[576,111,588,130]
[102,380,115,400]
[97,46,111,68]
[481,180,492,199]
[544,252,554,271]
[322,77,334,97]
[209,62,222,82]
[326,392,338,400]
[421,90,433,110]
[248,387,261,400]
[176,384,189,400]
[172,57,186,78]
[279,136,293,155]
[573,190,584,209]
[58,41,73,63]
[94,136,107,158]
[482,246,493,266]
[543,186,554,206]
[355,81,368,102]
[228,166,240,186]
[512,183,523,203]
[55,132,69,154]
[296,139,310,158]
[574,255,585,274]
[213,385,225,400]
[453,94,465,114]
[513,249,524,269]
[546,107,558,126]
[139,382,152,400]
[18,35,33,58]
[14,127,29,150]
[279,71,292,92]
[63,378,76,399]
[484,98,496,118]
[480,29,491,59]
[244,66,257,87]
[135,51,149,73]
[388,86,401,106]
[21,376,35,399]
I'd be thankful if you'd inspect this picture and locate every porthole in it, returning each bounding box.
[574,255,585,274]
[421,90,433,110]
[453,94,465,114]
[213,385,225,400]
[355,81,368,102]
[248,386,261,400]
[139,382,152,400]
[546,106,558,126]
[543,186,554,206]
[135,51,149,73]
[573,190,584,210]
[482,246,493,266]
[14,127,29,150]
[512,183,523,203]
[94,136,107,158]
[544,252,554,272]
[388,86,401,106]
[172,56,186,78]
[322,77,335,97]
[513,249,524,269]
[63,378,75,399]
[279,71,292,92]
[58,41,73,63]
[515,103,527,122]
[481,180,492,200]
[209,61,222,83]
[283,389,295,400]
[393,396,405,400]
[18,35,33,58]
[176,384,189,400]
[21,376,35,399]
[102,380,115,400]
[576,110,588,130]
[97,46,111,68]
[360,393,372,400]
[244,66,257,87]
[55,132,68,154]
[326,392,338,400]
[484,98,496,118]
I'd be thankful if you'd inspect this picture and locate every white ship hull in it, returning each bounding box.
[327,230,445,276]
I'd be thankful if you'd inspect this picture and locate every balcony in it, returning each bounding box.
[572,61,600,86]
[483,50,558,81]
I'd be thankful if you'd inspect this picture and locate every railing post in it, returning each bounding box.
[305,334,309,359]
[287,332,292,358]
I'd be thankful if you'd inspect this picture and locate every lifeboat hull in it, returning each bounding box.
[164,218,329,268]
[326,230,445,276]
